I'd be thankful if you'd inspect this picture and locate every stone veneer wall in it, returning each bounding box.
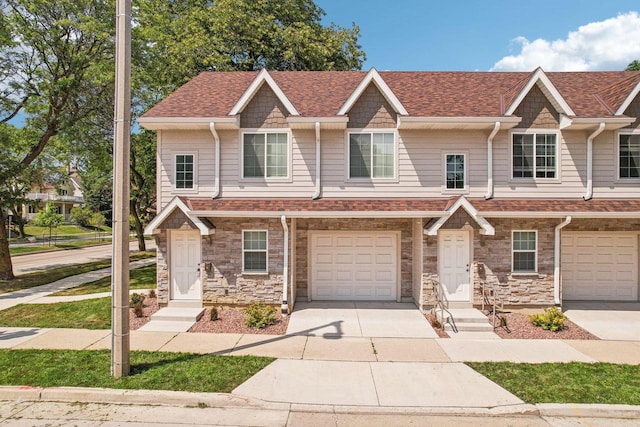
[295,218,413,301]
[347,84,397,128]
[201,218,285,306]
[155,232,169,305]
[514,84,560,129]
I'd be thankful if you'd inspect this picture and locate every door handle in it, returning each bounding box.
[466,264,469,272]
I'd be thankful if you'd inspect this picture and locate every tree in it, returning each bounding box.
[33,201,64,244]
[70,206,93,227]
[626,60,640,71]
[0,0,115,280]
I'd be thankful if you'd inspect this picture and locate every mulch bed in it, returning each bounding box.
[189,307,289,335]
[487,311,599,340]
[129,294,159,330]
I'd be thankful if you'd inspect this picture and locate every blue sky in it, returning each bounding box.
[316,0,640,71]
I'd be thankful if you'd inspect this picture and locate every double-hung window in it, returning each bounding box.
[349,132,395,179]
[175,154,195,189]
[512,132,557,179]
[512,231,537,273]
[619,134,640,179]
[243,132,288,178]
[445,153,466,190]
[243,230,268,273]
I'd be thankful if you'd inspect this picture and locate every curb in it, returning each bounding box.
[537,403,640,419]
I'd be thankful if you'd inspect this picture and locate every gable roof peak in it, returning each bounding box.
[338,67,409,116]
[229,68,299,116]
[504,67,575,117]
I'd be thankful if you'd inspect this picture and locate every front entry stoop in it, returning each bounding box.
[138,300,204,332]
[444,308,500,339]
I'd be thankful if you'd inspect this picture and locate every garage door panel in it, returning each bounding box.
[311,232,398,301]
[563,232,638,301]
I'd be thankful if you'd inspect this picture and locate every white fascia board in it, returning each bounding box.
[189,210,446,219]
[505,68,575,116]
[398,116,521,129]
[338,68,409,116]
[229,69,299,116]
[424,196,495,236]
[482,211,640,219]
[144,196,213,236]
[286,116,349,124]
[615,80,640,115]
[137,117,239,130]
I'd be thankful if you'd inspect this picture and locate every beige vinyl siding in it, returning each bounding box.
[321,129,489,198]
[593,131,640,198]
[492,130,587,198]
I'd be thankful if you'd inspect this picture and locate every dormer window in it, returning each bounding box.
[512,132,557,179]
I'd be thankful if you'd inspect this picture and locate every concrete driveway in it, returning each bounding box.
[563,301,640,341]
[286,301,437,338]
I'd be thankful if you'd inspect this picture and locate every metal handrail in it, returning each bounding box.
[431,279,458,333]
[481,279,509,331]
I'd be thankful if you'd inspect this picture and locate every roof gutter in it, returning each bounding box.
[583,123,605,201]
[312,122,321,200]
[484,122,501,200]
[554,215,572,305]
[280,215,289,315]
[209,122,221,199]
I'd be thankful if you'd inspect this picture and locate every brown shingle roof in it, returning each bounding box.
[180,197,640,215]
[142,70,640,119]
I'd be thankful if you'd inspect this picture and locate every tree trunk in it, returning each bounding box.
[0,210,15,281]
[130,199,146,252]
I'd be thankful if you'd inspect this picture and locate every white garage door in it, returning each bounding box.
[562,232,638,301]
[311,232,398,301]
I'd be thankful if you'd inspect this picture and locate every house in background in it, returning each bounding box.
[24,166,84,221]
[140,68,640,314]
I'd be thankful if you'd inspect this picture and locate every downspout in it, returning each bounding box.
[311,121,321,199]
[484,122,501,199]
[583,122,605,200]
[209,122,221,198]
[554,215,572,306]
[280,215,289,314]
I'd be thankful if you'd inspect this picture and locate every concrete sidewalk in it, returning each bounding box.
[0,258,155,312]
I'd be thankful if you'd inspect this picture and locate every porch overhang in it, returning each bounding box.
[424,196,495,236]
[144,196,215,236]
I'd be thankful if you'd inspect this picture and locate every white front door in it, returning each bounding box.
[170,230,202,301]
[439,230,471,302]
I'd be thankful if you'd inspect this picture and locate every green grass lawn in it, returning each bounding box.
[467,362,640,405]
[10,238,113,255]
[0,297,112,329]
[23,224,111,237]
[51,264,156,296]
[0,349,273,393]
[0,251,155,295]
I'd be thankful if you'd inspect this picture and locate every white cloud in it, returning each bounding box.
[491,12,640,71]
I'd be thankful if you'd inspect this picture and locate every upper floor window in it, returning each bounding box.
[512,230,537,273]
[175,154,194,189]
[445,153,466,190]
[243,230,268,273]
[243,132,288,178]
[619,134,640,179]
[349,132,395,179]
[28,205,36,214]
[512,132,557,179]
[59,189,68,196]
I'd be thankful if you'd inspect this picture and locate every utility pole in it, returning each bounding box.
[111,0,131,378]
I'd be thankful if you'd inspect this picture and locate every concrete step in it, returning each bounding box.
[150,307,205,323]
[444,321,494,332]
[445,308,491,324]
[167,300,202,309]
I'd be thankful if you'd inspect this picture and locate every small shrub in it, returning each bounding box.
[129,293,145,308]
[148,289,157,299]
[210,307,218,321]
[133,302,144,318]
[530,307,566,332]
[244,302,277,329]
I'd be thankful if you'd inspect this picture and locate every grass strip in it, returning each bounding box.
[51,264,156,296]
[0,251,155,295]
[0,349,273,393]
[0,298,112,329]
[10,239,114,255]
[467,362,640,405]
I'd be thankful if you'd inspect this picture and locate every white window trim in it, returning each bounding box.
[511,230,538,274]
[442,151,469,194]
[616,130,640,182]
[242,229,269,274]
[240,129,292,182]
[345,129,398,182]
[173,152,197,193]
[509,129,561,183]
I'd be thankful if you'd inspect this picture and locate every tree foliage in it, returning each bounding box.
[626,60,640,71]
